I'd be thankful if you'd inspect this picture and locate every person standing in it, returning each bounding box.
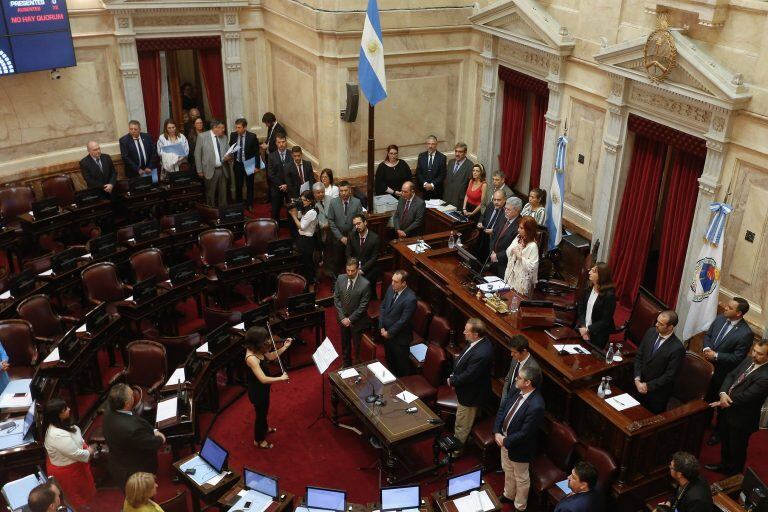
[633,310,685,414]
[327,181,363,276]
[554,462,603,512]
[156,118,189,179]
[229,118,260,210]
[243,326,291,449]
[313,183,333,281]
[461,163,487,221]
[415,135,447,200]
[43,398,96,509]
[501,335,540,405]
[447,318,494,455]
[80,141,117,197]
[284,146,315,202]
[346,214,380,298]
[260,112,286,156]
[576,262,617,350]
[194,119,232,207]
[660,452,713,512]
[375,144,412,198]
[442,142,473,209]
[119,120,156,179]
[503,216,540,296]
[186,117,205,172]
[489,196,521,277]
[379,270,417,377]
[267,132,290,221]
[521,188,547,226]
[288,191,318,288]
[392,182,426,239]
[475,190,505,263]
[481,171,513,214]
[494,364,545,512]
[334,258,371,367]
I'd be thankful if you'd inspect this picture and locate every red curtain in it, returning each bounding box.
[529,94,548,189]
[654,150,704,307]
[609,134,668,307]
[498,82,527,187]
[137,51,162,141]
[198,48,226,122]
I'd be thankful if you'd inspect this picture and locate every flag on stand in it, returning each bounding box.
[358,0,387,106]
[545,134,568,251]
[681,202,733,341]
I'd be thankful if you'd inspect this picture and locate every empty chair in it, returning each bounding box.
[157,490,189,512]
[111,340,167,417]
[666,351,714,410]
[529,420,579,502]
[17,294,79,347]
[41,175,76,206]
[203,305,243,332]
[424,315,453,347]
[22,253,53,275]
[399,343,446,405]
[81,262,130,315]
[198,229,234,269]
[130,248,169,283]
[411,300,433,344]
[244,218,279,255]
[149,333,202,371]
[195,202,221,224]
[0,319,38,380]
[611,286,667,348]
[0,185,35,230]
[268,272,306,310]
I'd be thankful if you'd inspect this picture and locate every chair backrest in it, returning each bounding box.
[360,335,377,363]
[667,351,714,410]
[130,248,169,282]
[157,491,189,512]
[195,202,220,223]
[583,445,618,494]
[245,218,279,254]
[0,319,36,365]
[382,271,393,296]
[124,340,167,390]
[422,343,446,387]
[17,294,63,338]
[198,229,233,266]
[413,300,433,339]
[203,306,242,332]
[0,186,35,221]
[22,253,53,275]
[41,175,76,206]
[81,262,126,303]
[274,272,307,310]
[546,420,578,471]
[151,333,202,371]
[427,316,453,347]
[117,226,134,243]
[625,287,668,348]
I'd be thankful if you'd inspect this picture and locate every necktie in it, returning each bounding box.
[391,291,399,306]
[453,161,459,174]
[512,361,521,382]
[134,138,146,169]
[344,201,348,215]
[503,394,524,435]
[280,151,285,163]
[428,153,433,169]
[494,221,511,250]
[360,235,365,247]
[343,279,354,312]
[347,279,353,291]
[729,363,756,394]
[213,137,222,165]
[297,164,304,184]
[651,335,663,355]
[488,209,499,229]
[95,158,103,174]
[238,135,244,162]
[713,322,731,348]
[402,200,410,219]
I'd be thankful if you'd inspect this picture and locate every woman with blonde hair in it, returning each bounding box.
[123,472,163,512]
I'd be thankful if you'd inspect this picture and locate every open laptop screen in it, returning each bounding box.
[381,485,420,511]
[244,468,278,498]
[200,437,227,473]
[447,468,482,498]
[306,486,346,511]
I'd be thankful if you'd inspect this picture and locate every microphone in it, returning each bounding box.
[364,377,381,404]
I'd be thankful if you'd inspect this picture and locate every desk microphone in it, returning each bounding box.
[364,377,381,404]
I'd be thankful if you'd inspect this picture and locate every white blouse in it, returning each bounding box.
[503,236,539,297]
[521,203,546,226]
[325,185,339,199]
[44,425,90,467]
[585,288,599,328]
[157,133,190,173]
[299,208,318,236]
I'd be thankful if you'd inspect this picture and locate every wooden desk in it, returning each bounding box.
[424,209,475,239]
[431,483,501,512]
[328,361,442,484]
[213,258,263,308]
[0,281,50,319]
[163,183,205,214]
[274,306,326,369]
[0,227,21,271]
[367,501,433,512]
[19,209,73,242]
[173,453,240,512]
[714,492,745,512]
[117,275,206,335]
[65,198,113,233]
[218,484,295,512]
[118,187,165,223]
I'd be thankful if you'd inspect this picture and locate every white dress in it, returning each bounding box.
[157,134,190,176]
[503,236,539,296]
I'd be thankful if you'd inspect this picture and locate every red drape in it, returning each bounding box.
[198,48,226,121]
[609,134,668,307]
[137,51,162,141]
[654,150,704,307]
[498,82,527,187]
[529,94,548,189]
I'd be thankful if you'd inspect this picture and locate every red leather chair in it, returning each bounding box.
[195,202,221,225]
[81,262,131,315]
[611,286,668,349]
[22,253,53,274]
[198,229,234,269]
[0,185,34,230]
[245,219,279,255]
[367,271,394,325]
[17,294,79,348]
[468,416,499,471]
[399,343,446,406]
[111,340,167,417]
[424,315,453,347]
[149,333,202,371]
[0,319,38,380]
[359,334,379,363]
[203,305,243,332]
[268,272,306,310]
[529,420,579,503]
[666,351,714,410]
[435,384,459,422]
[41,175,76,206]
[130,248,170,282]
[117,226,134,244]
[157,491,189,512]
[411,300,433,344]
[547,445,618,508]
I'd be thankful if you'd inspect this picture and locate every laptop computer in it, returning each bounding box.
[51,248,81,274]
[169,170,197,187]
[173,211,202,232]
[8,269,36,298]
[206,322,231,354]
[242,303,271,329]
[0,469,46,511]
[132,277,157,305]
[446,468,482,499]
[74,187,104,206]
[31,198,59,220]
[169,260,196,286]
[244,468,279,499]
[85,303,110,334]
[287,292,316,313]
[0,402,37,452]
[56,330,80,363]
[129,176,153,194]
[199,436,228,473]
[133,220,161,243]
[89,233,117,259]
[266,238,293,257]
[224,246,253,267]
[218,203,244,223]
[381,485,420,512]
[306,486,346,512]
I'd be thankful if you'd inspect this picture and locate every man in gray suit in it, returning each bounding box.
[393,181,425,239]
[327,180,363,275]
[481,171,513,214]
[334,257,371,367]
[194,119,232,207]
[442,142,474,210]
[501,335,541,404]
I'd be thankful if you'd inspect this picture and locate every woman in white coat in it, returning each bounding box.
[504,215,540,297]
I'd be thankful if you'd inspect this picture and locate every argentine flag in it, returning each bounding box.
[545,135,567,251]
[358,0,387,106]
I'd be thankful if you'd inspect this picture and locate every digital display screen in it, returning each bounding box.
[244,469,278,498]
[381,486,420,511]
[306,487,346,511]
[447,469,481,498]
[0,0,76,75]
[200,437,227,473]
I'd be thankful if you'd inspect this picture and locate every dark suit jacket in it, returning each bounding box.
[493,388,545,463]
[333,273,370,328]
[501,355,540,404]
[346,230,380,285]
[704,316,753,395]
[119,132,156,178]
[415,150,447,196]
[554,490,604,512]
[267,149,290,191]
[379,286,417,346]
[720,358,768,432]
[670,476,713,512]
[633,328,685,413]
[285,159,315,199]
[228,131,260,163]
[102,410,163,487]
[443,158,474,209]
[450,338,494,407]
[490,216,520,276]
[576,288,617,350]
[392,195,425,236]
[79,154,117,190]
[265,122,286,154]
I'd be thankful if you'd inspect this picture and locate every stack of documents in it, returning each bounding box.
[477,276,508,293]
[406,241,430,253]
[367,362,396,384]
[605,393,640,411]
[553,344,590,355]
[452,489,494,512]
[425,199,445,209]
[338,368,359,379]
[156,396,178,424]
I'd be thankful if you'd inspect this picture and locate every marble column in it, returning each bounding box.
[476,34,498,170]
[539,58,565,191]
[222,10,244,130]
[114,13,146,127]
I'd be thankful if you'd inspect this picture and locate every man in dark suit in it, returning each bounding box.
[229,118,261,210]
[448,318,494,453]
[633,310,685,414]
[659,452,713,512]
[267,132,290,221]
[392,182,425,239]
[102,383,165,489]
[475,189,506,263]
[334,258,370,368]
[554,461,604,512]
[80,141,117,196]
[490,196,522,277]
[481,171,513,214]
[327,181,364,275]
[346,214,379,298]
[706,339,768,475]
[119,120,156,179]
[284,146,315,202]
[415,135,447,200]
[442,142,474,209]
[703,297,754,445]
[494,364,545,511]
[260,112,286,155]
[501,335,540,404]
[379,270,417,377]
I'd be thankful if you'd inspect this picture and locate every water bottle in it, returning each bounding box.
[597,378,606,399]
[448,232,455,249]
[456,232,463,247]
[605,343,615,364]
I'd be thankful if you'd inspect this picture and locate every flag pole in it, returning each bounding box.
[367,104,375,208]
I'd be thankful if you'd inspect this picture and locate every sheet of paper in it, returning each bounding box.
[225,142,239,157]
[553,344,589,355]
[179,455,218,486]
[229,489,272,512]
[406,242,430,253]
[196,342,209,353]
[125,295,134,302]
[156,396,178,423]
[605,393,640,411]
[477,281,508,293]
[555,479,570,494]
[165,367,186,387]
[43,347,60,363]
[338,368,359,379]
[367,361,396,384]
[76,324,87,333]
[300,181,310,194]
[396,390,418,404]
[79,253,92,259]
[244,156,257,176]
[38,269,53,277]
[409,343,428,363]
[233,322,245,331]
[161,143,187,157]
[0,291,10,300]
[425,199,445,207]
[206,473,225,486]
[483,275,502,283]
[452,489,494,512]
[312,337,338,374]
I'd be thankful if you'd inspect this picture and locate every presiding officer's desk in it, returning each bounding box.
[218,484,295,512]
[431,483,502,512]
[173,454,240,512]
